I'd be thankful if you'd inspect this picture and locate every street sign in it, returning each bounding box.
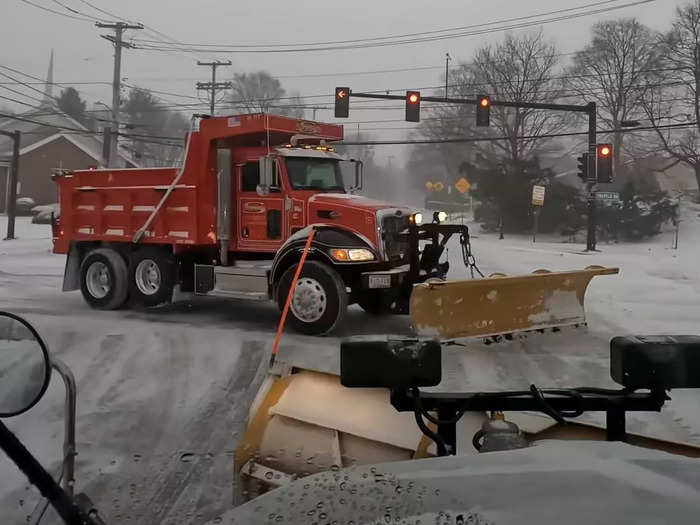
[455,177,471,194]
[594,191,620,201]
[532,185,545,206]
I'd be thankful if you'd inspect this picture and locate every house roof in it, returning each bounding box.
[0,108,138,168]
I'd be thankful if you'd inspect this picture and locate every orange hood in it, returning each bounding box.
[308,193,404,212]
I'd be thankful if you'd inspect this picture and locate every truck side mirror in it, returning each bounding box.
[348,159,363,193]
[257,156,275,196]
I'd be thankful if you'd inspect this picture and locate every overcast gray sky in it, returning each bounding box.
[0,0,688,162]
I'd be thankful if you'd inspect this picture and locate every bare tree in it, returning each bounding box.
[566,18,661,174]
[642,1,700,200]
[230,71,305,118]
[469,31,564,163]
[414,65,480,180]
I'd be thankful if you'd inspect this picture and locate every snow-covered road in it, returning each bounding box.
[0,206,699,524]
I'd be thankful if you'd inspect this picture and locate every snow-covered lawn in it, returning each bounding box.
[0,208,699,523]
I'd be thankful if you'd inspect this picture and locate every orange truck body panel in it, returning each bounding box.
[52,113,392,255]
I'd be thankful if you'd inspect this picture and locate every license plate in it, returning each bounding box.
[369,275,391,289]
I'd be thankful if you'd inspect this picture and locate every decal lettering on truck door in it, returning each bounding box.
[237,161,285,252]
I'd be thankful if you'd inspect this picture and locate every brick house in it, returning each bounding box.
[0,56,137,213]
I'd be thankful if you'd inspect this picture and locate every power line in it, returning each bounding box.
[74,0,208,62]
[0,70,61,102]
[131,0,639,50]
[17,0,95,21]
[340,121,698,146]
[0,94,42,109]
[0,84,46,104]
[48,0,106,20]
[131,0,656,54]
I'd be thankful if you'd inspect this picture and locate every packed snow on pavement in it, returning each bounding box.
[0,206,699,524]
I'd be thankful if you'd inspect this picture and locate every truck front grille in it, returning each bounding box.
[381,215,410,261]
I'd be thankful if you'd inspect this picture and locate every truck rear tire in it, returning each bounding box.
[277,261,347,335]
[128,248,175,307]
[79,248,129,310]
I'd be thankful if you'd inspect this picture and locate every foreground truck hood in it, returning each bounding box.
[308,192,405,212]
[217,440,700,524]
[308,193,412,247]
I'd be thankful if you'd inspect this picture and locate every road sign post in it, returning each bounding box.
[531,185,545,243]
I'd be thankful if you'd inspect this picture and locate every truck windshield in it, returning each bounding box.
[285,157,345,191]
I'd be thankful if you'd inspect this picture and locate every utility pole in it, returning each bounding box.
[445,53,451,99]
[1,130,20,240]
[196,60,232,116]
[96,22,143,168]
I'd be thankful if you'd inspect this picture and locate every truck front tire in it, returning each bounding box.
[277,261,347,335]
[79,248,129,310]
[128,248,175,307]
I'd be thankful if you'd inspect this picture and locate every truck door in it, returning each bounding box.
[236,159,285,252]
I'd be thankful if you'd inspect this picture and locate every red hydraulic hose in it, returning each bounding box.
[269,227,316,367]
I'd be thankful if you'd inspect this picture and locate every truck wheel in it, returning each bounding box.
[277,261,347,335]
[80,248,129,310]
[357,290,394,315]
[128,248,175,307]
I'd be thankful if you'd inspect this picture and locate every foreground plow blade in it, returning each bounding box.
[409,266,619,339]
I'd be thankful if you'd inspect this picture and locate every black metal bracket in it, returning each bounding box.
[405,223,470,282]
[390,387,669,456]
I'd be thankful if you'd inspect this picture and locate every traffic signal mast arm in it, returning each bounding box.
[347,91,593,113]
[343,90,600,251]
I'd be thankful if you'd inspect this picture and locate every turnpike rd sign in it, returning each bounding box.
[594,191,621,201]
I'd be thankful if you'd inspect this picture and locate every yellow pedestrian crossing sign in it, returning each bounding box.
[455,177,470,194]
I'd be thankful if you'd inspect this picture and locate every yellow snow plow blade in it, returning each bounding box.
[409,265,619,339]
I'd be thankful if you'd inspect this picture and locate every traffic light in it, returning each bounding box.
[335,87,349,118]
[577,153,589,182]
[597,143,613,183]
[476,95,490,126]
[406,91,420,122]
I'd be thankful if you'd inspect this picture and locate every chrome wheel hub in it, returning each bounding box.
[134,259,161,296]
[86,262,110,299]
[290,277,327,323]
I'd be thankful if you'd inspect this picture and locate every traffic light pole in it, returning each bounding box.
[347,91,600,251]
[586,102,597,251]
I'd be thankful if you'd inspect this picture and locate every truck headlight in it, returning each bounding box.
[330,248,374,262]
[412,212,423,225]
[437,211,448,223]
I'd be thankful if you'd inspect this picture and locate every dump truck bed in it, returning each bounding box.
[53,166,215,253]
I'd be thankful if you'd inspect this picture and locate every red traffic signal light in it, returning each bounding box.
[597,143,613,183]
[406,91,420,122]
[335,87,350,118]
[476,95,490,126]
